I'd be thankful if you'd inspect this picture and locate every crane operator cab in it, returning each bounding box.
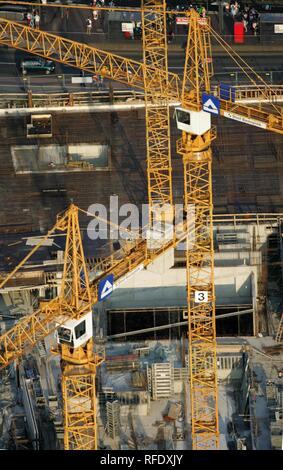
[55,311,93,349]
[175,107,211,136]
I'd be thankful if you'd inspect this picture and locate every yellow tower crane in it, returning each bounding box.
[0,205,190,449]
[1,6,283,450]
[0,205,104,450]
[176,12,218,449]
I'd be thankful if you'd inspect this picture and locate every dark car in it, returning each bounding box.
[20,58,56,75]
[227,440,237,450]
[227,421,234,435]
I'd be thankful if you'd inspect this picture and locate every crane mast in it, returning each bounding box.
[56,205,103,450]
[141,0,172,225]
[176,11,219,449]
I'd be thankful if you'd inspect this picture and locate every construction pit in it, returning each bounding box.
[0,104,283,450]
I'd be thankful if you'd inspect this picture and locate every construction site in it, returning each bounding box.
[0,0,283,452]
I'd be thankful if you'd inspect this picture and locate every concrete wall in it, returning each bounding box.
[101,250,257,309]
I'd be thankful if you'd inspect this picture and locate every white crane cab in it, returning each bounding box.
[175,107,211,136]
[55,310,93,349]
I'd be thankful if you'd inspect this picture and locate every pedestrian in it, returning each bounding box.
[230,4,236,18]
[92,10,98,21]
[252,20,258,36]
[168,29,174,44]
[243,14,248,32]
[98,75,104,89]
[80,70,86,88]
[86,18,92,35]
[130,20,135,40]
[27,11,31,26]
[34,12,40,29]
[234,1,239,15]
[30,14,35,28]
[133,22,142,40]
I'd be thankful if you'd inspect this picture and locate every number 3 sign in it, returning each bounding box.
[195,291,208,303]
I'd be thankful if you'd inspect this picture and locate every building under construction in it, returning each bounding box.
[0,0,283,452]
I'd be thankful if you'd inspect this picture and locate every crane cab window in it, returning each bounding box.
[75,320,86,340]
[57,326,72,344]
[175,108,190,126]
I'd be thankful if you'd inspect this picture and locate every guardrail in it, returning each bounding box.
[2,84,283,111]
[213,213,283,226]
[211,84,283,104]
[0,89,145,109]
[235,85,283,103]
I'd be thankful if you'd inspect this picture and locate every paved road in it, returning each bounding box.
[0,44,282,94]
[0,7,283,93]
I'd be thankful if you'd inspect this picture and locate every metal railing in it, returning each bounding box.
[211,84,283,103]
[0,89,144,109]
[235,85,283,103]
[213,213,283,226]
[2,85,283,111]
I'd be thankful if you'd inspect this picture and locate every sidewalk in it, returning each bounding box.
[89,38,283,56]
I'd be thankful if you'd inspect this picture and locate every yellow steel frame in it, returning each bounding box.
[0,205,190,449]
[0,209,190,370]
[182,14,212,110]
[0,206,91,368]
[177,11,219,449]
[0,18,179,98]
[1,12,283,451]
[62,363,99,450]
[57,205,103,450]
[58,204,92,312]
[0,19,283,132]
[142,0,172,223]
[275,314,283,343]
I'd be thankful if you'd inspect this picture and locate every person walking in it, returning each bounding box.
[80,70,86,88]
[243,13,248,32]
[86,18,92,35]
[26,11,31,26]
[34,12,40,29]
[252,20,258,36]
[168,29,174,44]
[98,74,104,89]
[130,20,135,40]
[30,13,35,28]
